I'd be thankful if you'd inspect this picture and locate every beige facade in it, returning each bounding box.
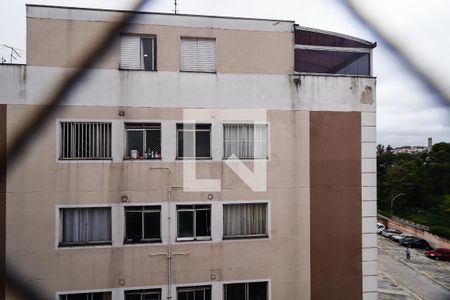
[1,5,377,300]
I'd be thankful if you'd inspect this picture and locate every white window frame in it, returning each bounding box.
[176,205,212,242]
[124,288,162,300]
[223,280,270,300]
[177,285,212,300]
[176,123,212,160]
[124,205,162,244]
[59,121,112,160]
[180,37,216,73]
[124,122,162,160]
[58,206,112,247]
[120,34,157,71]
[222,123,269,160]
[222,202,268,239]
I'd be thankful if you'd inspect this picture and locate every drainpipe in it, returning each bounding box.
[148,167,187,299]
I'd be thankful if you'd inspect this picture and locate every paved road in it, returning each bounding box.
[378,236,450,300]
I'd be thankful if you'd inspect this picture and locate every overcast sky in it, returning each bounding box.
[1,0,449,147]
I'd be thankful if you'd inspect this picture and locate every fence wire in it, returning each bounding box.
[2,0,450,299]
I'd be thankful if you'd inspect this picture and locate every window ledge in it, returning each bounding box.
[58,241,112,248]
[123,158,162,161]
[223,235,269,240]
[119,68,157,72]
[176,157,212,161]
[176,237,212,242]
[180,70,217,74]
[59,158,113,161]
[124,239,162,245]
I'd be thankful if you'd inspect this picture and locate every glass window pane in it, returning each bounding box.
[178,130,195,158]
[127,131,144,158]
[143,212,160,240]
[224,283,246,300]
[178,211,194,238]
[142,38,154,71]
[194,290,204,300]
[126,211,143,242]
[146,129,161,156]
[196,130,210,158]
[249,282,267,300]
[195,209,211,237]
[294,49,370,76]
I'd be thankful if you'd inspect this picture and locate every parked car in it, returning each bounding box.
[377,223,386,234]
[399,237,431,249]
[390,233,414,243]
[381,229,402,238]
[424,248,450,261]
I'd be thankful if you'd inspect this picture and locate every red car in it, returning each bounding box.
[424,248,450,261]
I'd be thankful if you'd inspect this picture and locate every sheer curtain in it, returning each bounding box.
[62,208,111,244]
[224,124,268,159]
[223,203,267,237]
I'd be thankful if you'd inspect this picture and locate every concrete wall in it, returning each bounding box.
[26,15,294,75]
[379,217,450,249]
[5,106,311,298]
[1,5,377,299]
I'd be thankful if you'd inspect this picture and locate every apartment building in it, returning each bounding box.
[0,5,377,300]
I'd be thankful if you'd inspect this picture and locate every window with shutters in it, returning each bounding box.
[180,37,216,73]
[59,207,112,247]
[224,282,268,300]
[125,123,161,159]
[124,206,161,244]
[120,35,156,71]
[223,203,268,239]
[60,122,112,160]
[223,124,269,159]
[176,124,211,159]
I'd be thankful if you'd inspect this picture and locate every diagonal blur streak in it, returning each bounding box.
[5,0,149,169]
[3,1,151,299]
[341,0,450,107]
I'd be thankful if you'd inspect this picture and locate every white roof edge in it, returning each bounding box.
[295,25,374,46]
[26,5,295,33]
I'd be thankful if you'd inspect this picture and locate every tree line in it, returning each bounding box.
[377,142,450,221]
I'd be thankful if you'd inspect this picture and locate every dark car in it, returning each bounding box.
[424,248,450,261]
[399,237,431,249]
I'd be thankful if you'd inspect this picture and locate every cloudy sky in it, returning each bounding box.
[1,0,449,147]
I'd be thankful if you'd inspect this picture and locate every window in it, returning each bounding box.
[294,28,373,76]
[60,122,112,160]
[125,289,161,300]
[124,206,161,244]
[224,282,267,300]
[223,124,268,159]
[223,203,267,239]
[177,205,211,241]
[125,123,161,159]
[177,286,211,300]
[120,35,156,70]
[60,292,111,300]
[180,37,216,72]
[59,207,112,247]
[177,124,211,159]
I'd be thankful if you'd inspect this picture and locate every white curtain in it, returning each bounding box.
[224,124,268,159]
[223,203,267,237]
[62,208,111,244]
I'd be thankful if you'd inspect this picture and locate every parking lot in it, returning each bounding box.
[378,235,450,299]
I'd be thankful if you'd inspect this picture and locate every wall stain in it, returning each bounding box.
[360,86,374,105]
